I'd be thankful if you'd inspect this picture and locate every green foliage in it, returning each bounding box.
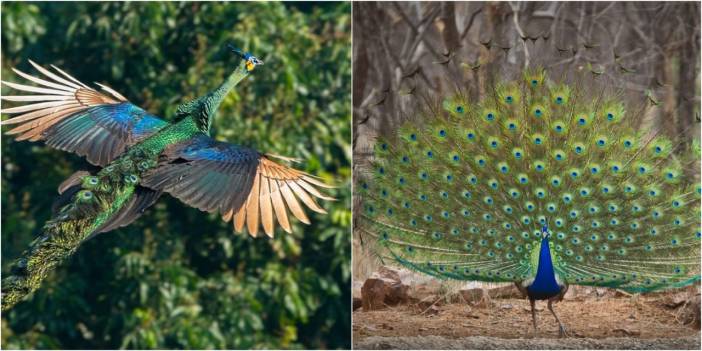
[1,1,351,349]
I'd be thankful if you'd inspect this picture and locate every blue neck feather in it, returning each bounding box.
[526,232,562,299]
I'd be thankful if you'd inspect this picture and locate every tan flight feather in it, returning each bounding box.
[246,173,261,237]
[268,175,292,233]
[278,180,310,224]
[259,176,275,237]
[1,61,128,144]
[233,204,247,234]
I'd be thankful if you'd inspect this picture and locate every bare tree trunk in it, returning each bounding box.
[675,2,700,152]
[353,3,369,109]
[440,2,460,52]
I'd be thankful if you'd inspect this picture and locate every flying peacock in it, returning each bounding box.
[0,48,334,311]
[357,67,701,337]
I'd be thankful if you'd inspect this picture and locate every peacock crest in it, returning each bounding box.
[357,67,701,293]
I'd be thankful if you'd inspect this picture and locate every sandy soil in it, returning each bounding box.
[353,297,700,349]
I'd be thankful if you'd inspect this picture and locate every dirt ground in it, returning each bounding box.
[354,335,701,350]
[353,297,701,349]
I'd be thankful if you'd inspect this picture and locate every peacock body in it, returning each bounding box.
[357,68,701,335]
[1,51,333,310]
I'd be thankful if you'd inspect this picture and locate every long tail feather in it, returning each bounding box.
[1,173,137,311]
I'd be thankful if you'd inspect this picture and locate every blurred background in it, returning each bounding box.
[1,1,350,349]
[353,0,700,281]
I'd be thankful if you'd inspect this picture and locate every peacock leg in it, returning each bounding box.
[530,298,537,336]
[547,299,568,338]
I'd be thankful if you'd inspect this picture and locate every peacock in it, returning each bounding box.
[357,67,701,337]
[0,48,334,311]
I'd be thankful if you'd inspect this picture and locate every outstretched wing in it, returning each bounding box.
[142,134,334,237]
[1,60,169,166]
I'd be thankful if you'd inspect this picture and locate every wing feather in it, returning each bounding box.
[28,59,83,89]
[50,64,92,89]
[1,100,75,114]
[298,179,336,201]
[269,177,292,233]
[259,177,275,237]
[287,180,326,214]
[141,135,333,236]
[278,179,310,224]
[11,67,74,92]
[234,205,247,233]
[1,80,75,95]
[246,173,261,237]
[1,61,169,166]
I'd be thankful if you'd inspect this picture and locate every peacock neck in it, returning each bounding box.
[210,62,249,107]
[196,61,249,133]
[527,235,562,299]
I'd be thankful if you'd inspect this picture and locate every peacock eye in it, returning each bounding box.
[556,96,563,104]
[455,106,465,113]
[505,96,513,103]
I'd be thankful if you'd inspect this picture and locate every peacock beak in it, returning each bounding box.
[245,57,263,72]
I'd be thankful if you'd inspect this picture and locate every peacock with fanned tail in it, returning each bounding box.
[357,68,701,336]
[1,48,333,311]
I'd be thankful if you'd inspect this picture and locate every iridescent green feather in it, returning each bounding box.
[358,69,701,293]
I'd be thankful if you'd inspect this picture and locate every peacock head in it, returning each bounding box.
[541,225,550,239]
[228,44,263,71]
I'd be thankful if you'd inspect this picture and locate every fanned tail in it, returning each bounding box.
[357,68,701,292]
